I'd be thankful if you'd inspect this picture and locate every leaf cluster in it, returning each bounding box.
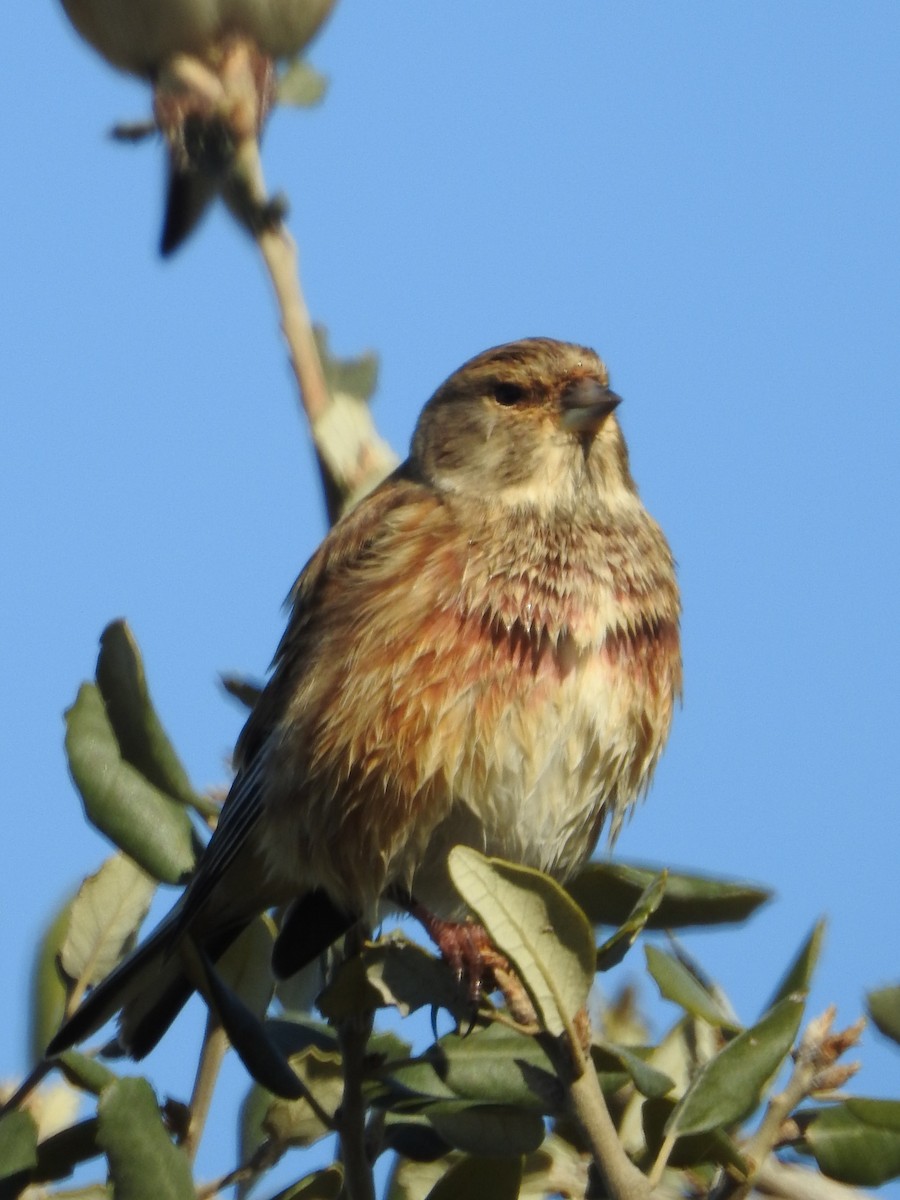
[4,625,900,1200]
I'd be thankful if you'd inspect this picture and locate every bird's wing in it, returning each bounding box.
[175,461,446,929]
[234,459,443,765]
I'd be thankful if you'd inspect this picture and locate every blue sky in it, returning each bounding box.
[3,1,899,1190]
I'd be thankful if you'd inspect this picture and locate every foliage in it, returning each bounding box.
[2,624,896,1197]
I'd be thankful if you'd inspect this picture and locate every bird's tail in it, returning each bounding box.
[46,902,249,1061]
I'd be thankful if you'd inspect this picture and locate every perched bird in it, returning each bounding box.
[57,0,336,252]
[48,337,682,1060]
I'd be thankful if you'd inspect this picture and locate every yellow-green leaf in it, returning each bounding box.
[318,937,469,1025]
[263,1048,343,1147]
[0,1109,38,1181]
[448,848,595,1037]
[217,915,276,1021]
[59,853,156,987]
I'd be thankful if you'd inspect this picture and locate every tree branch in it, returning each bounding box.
[539,1010,652,1200]
[208,54,397,517]
[714,1008,865,1200]
[755,1158,871,1200]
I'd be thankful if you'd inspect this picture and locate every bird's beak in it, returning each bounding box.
[560,379,622,433]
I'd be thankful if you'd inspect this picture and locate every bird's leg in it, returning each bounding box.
[405,900,510,1003]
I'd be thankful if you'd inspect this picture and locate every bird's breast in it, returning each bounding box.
[262,503,680,917]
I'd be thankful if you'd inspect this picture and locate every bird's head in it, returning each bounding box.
[411,337,635,512]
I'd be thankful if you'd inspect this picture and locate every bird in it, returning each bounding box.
[48,337,682,1061]
[57,0,336,252]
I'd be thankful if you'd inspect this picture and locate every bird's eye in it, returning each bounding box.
[493,382,526,407]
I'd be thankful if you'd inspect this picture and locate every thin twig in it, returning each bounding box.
[334,931,376,1200]
[196,1140,286,1200]
[565,1058,652,1200]
[182,1013,229,1161]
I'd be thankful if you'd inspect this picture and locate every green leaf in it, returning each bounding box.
[277,59,329,108]
[217,915,276,1021]
[268,1166,343,1200]
[318,937,470,1026]
[596,871,667,971]
[263,1048,343,1147]
[427,1104,544,1157]
[868,985,900,1047]
[569,861,770,928]
[59,854,156,988]
[665,994,805,1137]
[645,945,739,1030]
[424,1154,522,1200]
[847,1099,900,1130]
[449,848,595,1037]
[29,893,74,1063]
[65,683,196,883]
[237,1082,274,1200]
[95,621,206,812]
[382,1115,451,1163]
[804,1100,900,1186]
[0,1109,38,1181]
[58,1049,118,1095]
[642,1098,746,1171]
[765,919,826,1010]
[592,1039,674,1099]
[276,962,329,1016]
[616,1016,720,1156]
[381,1024,559,1113]
[96,1078,193,1200]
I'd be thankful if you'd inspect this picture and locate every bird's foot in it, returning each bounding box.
[412,907,508,1004]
